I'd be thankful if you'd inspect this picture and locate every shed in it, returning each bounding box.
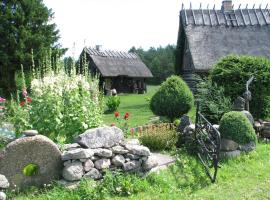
[79,47,153,94]
[175,1,270,91]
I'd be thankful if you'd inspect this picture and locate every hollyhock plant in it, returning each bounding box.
[113,111,130,134]
[114,112,120,118]
[0,97,6,103]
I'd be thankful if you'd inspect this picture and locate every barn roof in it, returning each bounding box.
[83,47,153,78]
[177,4,270,72]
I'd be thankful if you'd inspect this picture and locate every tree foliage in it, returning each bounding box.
[129,45,176,84]
[0,0,65,95]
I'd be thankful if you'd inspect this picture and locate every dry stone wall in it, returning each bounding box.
[61,126,158,182]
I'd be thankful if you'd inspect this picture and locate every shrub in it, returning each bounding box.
[150,75,194,121]
[106,96,120,112]
[197,79,232,124]
[139,127,177,151]
[219,111,257,144]
[210,55,270,119]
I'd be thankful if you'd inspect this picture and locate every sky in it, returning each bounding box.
[43,0,268,58]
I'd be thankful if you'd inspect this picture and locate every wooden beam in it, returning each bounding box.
[214,5,220,25]
[247,6,253,25]
[207,4,213,26]
[254,8,261,25]
[240,9,247,26]
[190,3,197,25]
[201,5,206,26]
[260,7,268,25]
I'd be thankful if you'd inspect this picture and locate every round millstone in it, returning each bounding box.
[0,135,62,189]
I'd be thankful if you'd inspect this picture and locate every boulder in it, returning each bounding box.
[0,135,62,189]
[142,156,158,171]
[123,160,141,171]
[241,110,254,125]
[0,175,9,189]
[94,148,113,158]
[111,146,129,154]
[120,139,140,146]
[0,192,6,200]
[84,168,102,180]
[94,159,111,170]
[125,145,150,156]
[238,141,256,152]
[220,138,239,151]
[22,130,38,137]
[63,143,81,151]
[111,155,125,167]
[75,126,124,148]
[61,148,94,161]
[57,179,80,190]
[63,160,72,167]
[62,162,84,181]
[126,153,141,160]
[83,159,94,172]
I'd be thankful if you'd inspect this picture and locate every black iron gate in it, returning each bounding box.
[195,103,221,183]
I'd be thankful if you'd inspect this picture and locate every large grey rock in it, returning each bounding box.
[120,139,140,146]
[111,145,129,154]
[84,168,102,180]
[57,179,80,190]
[0,192,6,200]
[220,138,239,151]
[62,162,84,181]
[75,126,124,148]
[0,175,9,189]
[239,141,256,152]
[94,159,111,170]
[83,159,94,172]
[63,143,81,151]
[142,156,158,171]
[111,155,125,167]
[126,153,141,160]
[123,160,141,171]
[94,148,113,158]
[0,135,62,189]
[61,148,94,161]
[125,145,150,156]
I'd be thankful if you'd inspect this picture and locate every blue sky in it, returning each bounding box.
[43,0,268,57]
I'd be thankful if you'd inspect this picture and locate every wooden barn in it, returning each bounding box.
[175,0,270,92]
[79,47,153,94]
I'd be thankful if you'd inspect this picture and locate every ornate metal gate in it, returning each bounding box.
[195,103,221,183]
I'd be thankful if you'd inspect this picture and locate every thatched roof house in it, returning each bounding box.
[80,47,153,94]
[176,0,270,91]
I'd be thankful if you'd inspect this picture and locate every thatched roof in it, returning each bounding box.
[83,47,153,78]
[177,4,270,72]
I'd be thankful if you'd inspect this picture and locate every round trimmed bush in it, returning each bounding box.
[219,111,257,144]
[150,75,194,121]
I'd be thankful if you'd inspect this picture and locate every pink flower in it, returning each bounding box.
[0,97,6,103]
[22,89,28,97]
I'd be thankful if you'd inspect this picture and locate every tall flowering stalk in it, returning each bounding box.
[114,112,130,134]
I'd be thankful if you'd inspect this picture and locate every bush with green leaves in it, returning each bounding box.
[106,96,120,112]
[219,111,257,144]
[197,79,232,124]
[139,126,177,151]
[210,55,270,119]
[150,75,194,121]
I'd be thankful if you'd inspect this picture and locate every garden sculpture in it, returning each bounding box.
[243,76,255,112]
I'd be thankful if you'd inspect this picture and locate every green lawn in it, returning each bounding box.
[103,85,159,128]
[9,142,270,200]
[103,85,196,128]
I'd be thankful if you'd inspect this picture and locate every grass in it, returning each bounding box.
[103,85,196,128]
[8,142,270,200]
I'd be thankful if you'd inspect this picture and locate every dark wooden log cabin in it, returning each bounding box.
[79,47,153,94]
[175,0,270,92]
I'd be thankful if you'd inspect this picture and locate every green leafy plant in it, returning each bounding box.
[210,55,270,119]
[139,126,177,151]
[106,96,120,112]
[23,163,39,176]
[150,75,194,121]
[219,111,257,144]
[197,79,232,124]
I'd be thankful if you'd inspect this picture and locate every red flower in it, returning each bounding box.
[114,112,120,118]
[20,101,26,107]
[124,112,129,120]
[0,97,6,103]
[130,128,135,137]
[26,97,32,103]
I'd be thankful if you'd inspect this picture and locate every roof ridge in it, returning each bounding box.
[86,47,138,59]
